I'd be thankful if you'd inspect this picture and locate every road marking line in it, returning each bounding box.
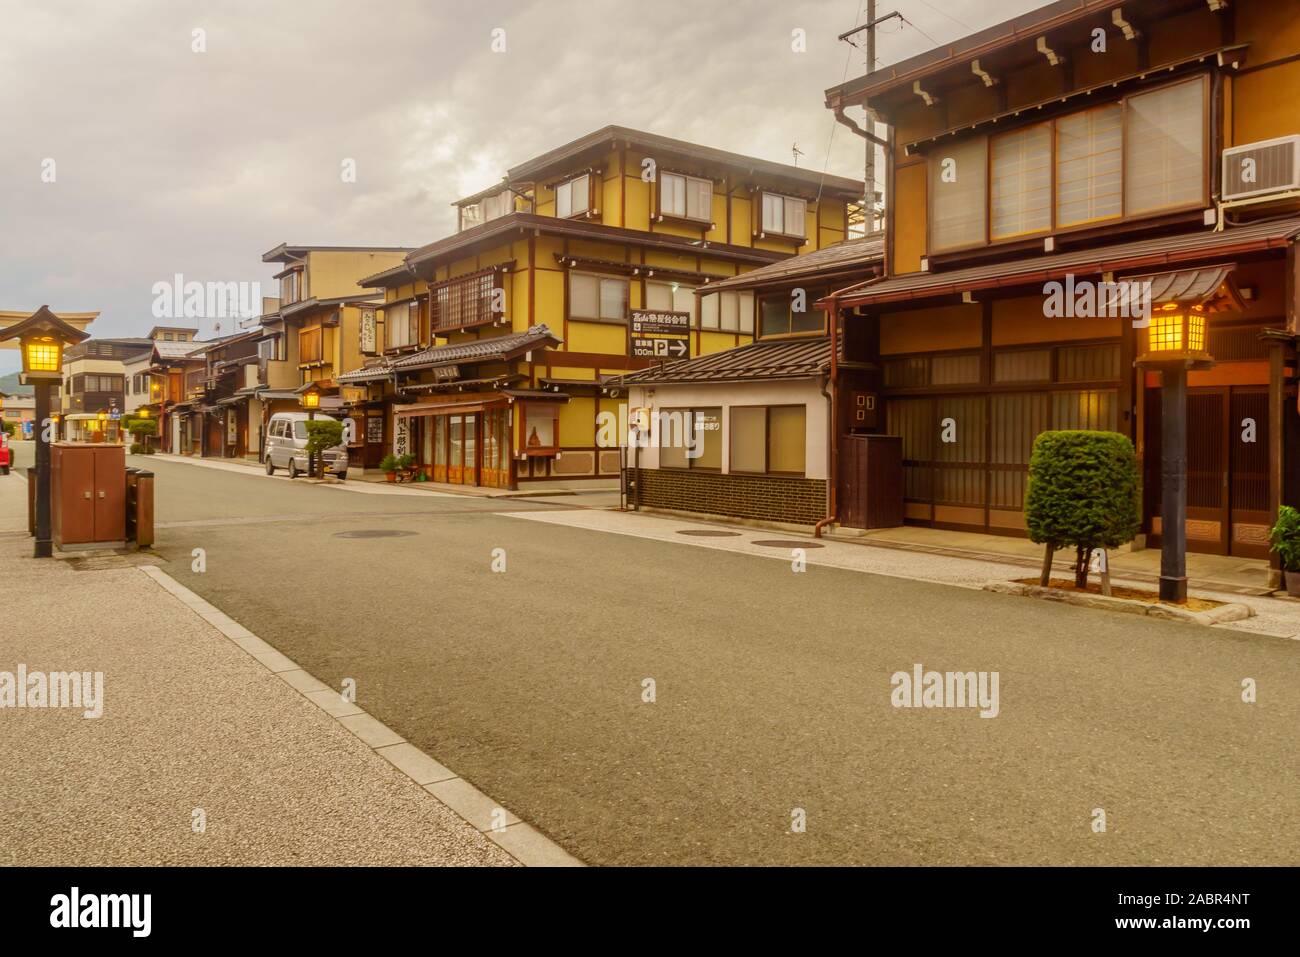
[133,562,582,866]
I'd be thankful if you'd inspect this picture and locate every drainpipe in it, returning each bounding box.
[814,295,841,538]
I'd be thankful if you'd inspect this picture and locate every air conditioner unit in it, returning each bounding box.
[1221,135,1300,201]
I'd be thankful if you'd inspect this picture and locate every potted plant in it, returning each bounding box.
[379,453,399,483]
[1268,505,1300,597]
[397,453,416,481]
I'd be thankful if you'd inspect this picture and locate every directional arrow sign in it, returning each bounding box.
[629,309,691,359]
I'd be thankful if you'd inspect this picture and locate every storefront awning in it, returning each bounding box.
[394,398,509,417]
[1107,264,1243,311]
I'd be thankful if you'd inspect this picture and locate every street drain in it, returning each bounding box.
[333,529,417,539]
[751,539,824,549]
[677,529,742,537]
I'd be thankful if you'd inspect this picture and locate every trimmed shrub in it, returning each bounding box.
[378,453,399,473]
[129,442,144,455]
[1025,430,1141,588]
[1269,505,1300,572]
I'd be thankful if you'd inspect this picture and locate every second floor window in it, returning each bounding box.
[699,290,755,334]
[569,272,627,323]
[928,75,1207,254]
[432,271,500,332]
[257,335,285,361]
[760,192,807,239]
[555,174,591,218]
[660,173,712,222]
[759,295,823,338]
[645,281,696,324]
[384,302,418,349]
[299,327,323,363]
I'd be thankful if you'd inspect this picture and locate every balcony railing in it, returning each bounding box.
[430,266,508,333]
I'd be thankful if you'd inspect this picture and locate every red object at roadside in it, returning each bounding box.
[0,432,11,476]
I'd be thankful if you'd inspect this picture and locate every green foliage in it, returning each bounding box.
[303,419,344,458]
[129,442,145,455]
[1026,430,1141,587]
[125,417,158,438]
[1269,505,1300,572]
[397,453,416,470]
[379,453,399,473]
[0,420,16,437]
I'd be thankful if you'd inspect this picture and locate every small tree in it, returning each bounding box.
[126,417,157,446]
[1025,430,1141,589]
[304,419,344,477]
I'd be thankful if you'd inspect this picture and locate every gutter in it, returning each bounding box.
[813,295,841,539]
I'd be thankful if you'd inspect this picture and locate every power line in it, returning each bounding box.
[909,0,972,32]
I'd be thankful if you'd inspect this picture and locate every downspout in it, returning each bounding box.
[814,295,841,538]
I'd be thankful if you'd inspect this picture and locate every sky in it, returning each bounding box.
[0,0,1045,373]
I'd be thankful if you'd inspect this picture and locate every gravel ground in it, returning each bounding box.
[0,467,513,865]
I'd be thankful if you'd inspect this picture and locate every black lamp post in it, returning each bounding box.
[299,383,322,477]
[1133,280,1232,600]
[0,306,89,558]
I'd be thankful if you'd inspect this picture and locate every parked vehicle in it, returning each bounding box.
[262,412,348,480]
[0,432,11,475]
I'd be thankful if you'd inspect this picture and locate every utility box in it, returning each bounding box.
[836,433,904,530]
[51,443,126,549]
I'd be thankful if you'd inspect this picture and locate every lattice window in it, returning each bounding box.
[431,270,501,333]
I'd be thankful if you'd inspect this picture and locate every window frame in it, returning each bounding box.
[925,74,1211,257]
[727,404,808,477]
[758,191,808,240]
[657,171,714,225]
[567,270,629,325]
[756,292,826,340]
[554,173,592,219]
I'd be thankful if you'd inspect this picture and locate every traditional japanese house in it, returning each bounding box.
[253,245,410,465]
[150,338,207,453]
[339,126,865,489]
[819,0,1300,586]
[616,237,883,526]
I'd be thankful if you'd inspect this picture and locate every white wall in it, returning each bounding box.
[627,378,828,479]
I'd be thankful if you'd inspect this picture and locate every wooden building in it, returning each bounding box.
[818,0,1300,583]
[338,126,865,489]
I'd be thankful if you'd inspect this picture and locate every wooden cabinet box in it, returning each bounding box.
[837,434,903,530]
[51,443,126,548]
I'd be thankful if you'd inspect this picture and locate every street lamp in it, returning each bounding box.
[1132,267,1239,604]
[297,382,323,476]
[0,306,90,558]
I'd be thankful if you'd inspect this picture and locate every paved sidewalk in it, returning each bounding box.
[503,506,1300,640]
[0,538,521,865]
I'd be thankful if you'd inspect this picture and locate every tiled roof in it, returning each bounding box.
[832,217,1300,308]
[707,237,883,292]
[616,336,835,385]
[152,340,206,359]
[391,325,561,370]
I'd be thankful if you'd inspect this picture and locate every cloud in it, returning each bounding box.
[0,0,1041,370]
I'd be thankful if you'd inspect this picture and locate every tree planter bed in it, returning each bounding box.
[983,580,1254,626]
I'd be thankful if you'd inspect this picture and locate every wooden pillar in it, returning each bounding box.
[1159,366,1189,603]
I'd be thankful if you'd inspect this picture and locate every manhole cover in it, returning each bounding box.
[677,529,742,537]
[333,529,417,539]
[751,539,824,549]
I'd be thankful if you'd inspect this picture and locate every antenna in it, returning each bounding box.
[791,142,805,166]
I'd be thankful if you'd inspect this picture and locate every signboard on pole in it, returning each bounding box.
[629,310,690,359]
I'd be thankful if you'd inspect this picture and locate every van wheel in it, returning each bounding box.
[264,457,275,475]
[288,459,300,479]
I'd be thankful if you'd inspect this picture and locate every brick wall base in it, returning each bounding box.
[633,468,827,526]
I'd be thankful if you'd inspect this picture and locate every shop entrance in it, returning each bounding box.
[1144,385,1271,558]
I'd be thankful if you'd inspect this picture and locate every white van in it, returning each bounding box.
[263,412,349,480]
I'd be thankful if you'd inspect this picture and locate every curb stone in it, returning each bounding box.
[135,564,584,867]
[983,580,1255,625]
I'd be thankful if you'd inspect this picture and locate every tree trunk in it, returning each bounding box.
[1040,543,1054,587]
[1074,545,1092,589]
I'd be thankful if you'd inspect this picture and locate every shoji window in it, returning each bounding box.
[569,273,627,323]
[928,136,988,252]
[991,122,1052,240]
[1124,78,1206,216]
[1055,104,1122,227]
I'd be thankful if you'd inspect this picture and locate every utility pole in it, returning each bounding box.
[864,0,876,235]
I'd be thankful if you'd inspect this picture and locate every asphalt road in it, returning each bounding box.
[109,452,1300,864]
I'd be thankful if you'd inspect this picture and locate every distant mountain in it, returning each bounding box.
[0,371,33,396]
